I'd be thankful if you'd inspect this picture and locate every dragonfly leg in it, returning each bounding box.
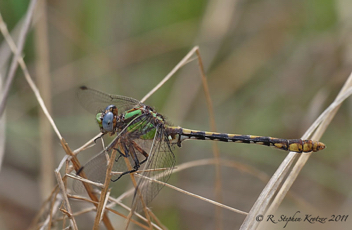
[111,167,139,182]
[113,142,130,161]
[110,140,150,182]
[93,133,105,143]
[114,148,127,161]
[115,152,124,162]
[130,145,141,170]
[111,145,140,182]
[131,141,149,166]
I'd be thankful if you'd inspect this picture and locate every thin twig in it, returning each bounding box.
[267,76,352,214]
[140,46,200,103]
[66,173,104,188]
[116,158,255,216]
[60,139,114,230]
[124,152,153,230]
[195,47,224,227]
[39,191,61,230]
[240,74,352,230]
[73,133,102,155]
[0,12,62,139]
[107,196,163,230]
[67,194,153,229]
[0,74,4,171]
[55,170,78,230]
[35,0,55,200]
[27,185,59,230]
[139,174,248,215]
[93,148,117,230]
[0,0,38,115]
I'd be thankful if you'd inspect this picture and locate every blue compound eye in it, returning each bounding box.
[102,112,114,132]
[104,105,118,115]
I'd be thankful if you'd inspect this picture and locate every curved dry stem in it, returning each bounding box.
[115,158,271,218]
[140,46,200,103]
[67,194,154,230]
[240,73,352,230]
[137,174,247,215]
[0,0,38,115]
[0,10,62,140]
[55,170,78,230]
[267,81,352,213]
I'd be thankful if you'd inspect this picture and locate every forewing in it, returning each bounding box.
[77,86,142,114]
[132,126,176,212]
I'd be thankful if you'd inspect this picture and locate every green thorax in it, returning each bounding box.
[123,108,159,140]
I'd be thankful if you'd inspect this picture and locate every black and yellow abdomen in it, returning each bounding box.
[170,127,325,153]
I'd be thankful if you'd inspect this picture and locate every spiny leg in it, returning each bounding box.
[111,144,140,182]
[131,140,149,166]
[113,142,129,162]
[111,140,151,182]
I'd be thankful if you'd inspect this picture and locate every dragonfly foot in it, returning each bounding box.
[111,166,139,182]
[93,133,105,143]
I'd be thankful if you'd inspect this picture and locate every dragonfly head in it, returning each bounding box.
[96,105,118,133]
[105,105,118,115]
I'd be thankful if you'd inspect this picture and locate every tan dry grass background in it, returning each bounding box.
[0,0,352,230]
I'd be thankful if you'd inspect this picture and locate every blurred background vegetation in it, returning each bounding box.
[0,0,351,229]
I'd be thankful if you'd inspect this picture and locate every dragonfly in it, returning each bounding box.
[75,86,325,211]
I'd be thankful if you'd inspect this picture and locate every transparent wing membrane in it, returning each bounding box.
[77,86,142,114]
[73,112,177,204]
[132,126,176,212]
[73,150,108,193]
[75,86,325,216]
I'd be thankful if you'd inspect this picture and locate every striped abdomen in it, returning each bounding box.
[170,127,325,153]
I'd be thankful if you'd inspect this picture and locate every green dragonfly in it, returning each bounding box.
[75,86,325,211]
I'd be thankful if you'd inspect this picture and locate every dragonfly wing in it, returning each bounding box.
[132,126,176,212]
[77,86,142,114]
[72,150,108,193]
[73,113,153,192]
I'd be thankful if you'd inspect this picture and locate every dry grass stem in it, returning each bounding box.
[140,46,200,103]
[124,153,153,230]
[0,75,5,171]
[67,194,154,230]
[147,210,168,230]
[240,73,352,230]
[0,10,62,139]
[107,196,163,230]
[73,133,102,155]
[60,139,113,229]
[195,48,223,224]
[0,0,38,115]
[54,170,78,230]
[35,0,55,200]
[98,189,111,223]
[111,157,274,221]
[3,9,341,226]
[111,167,170,175]
[66,173,104,188]
[138,174,248,215]
[93,149,117,230]
[267,74,352,213]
